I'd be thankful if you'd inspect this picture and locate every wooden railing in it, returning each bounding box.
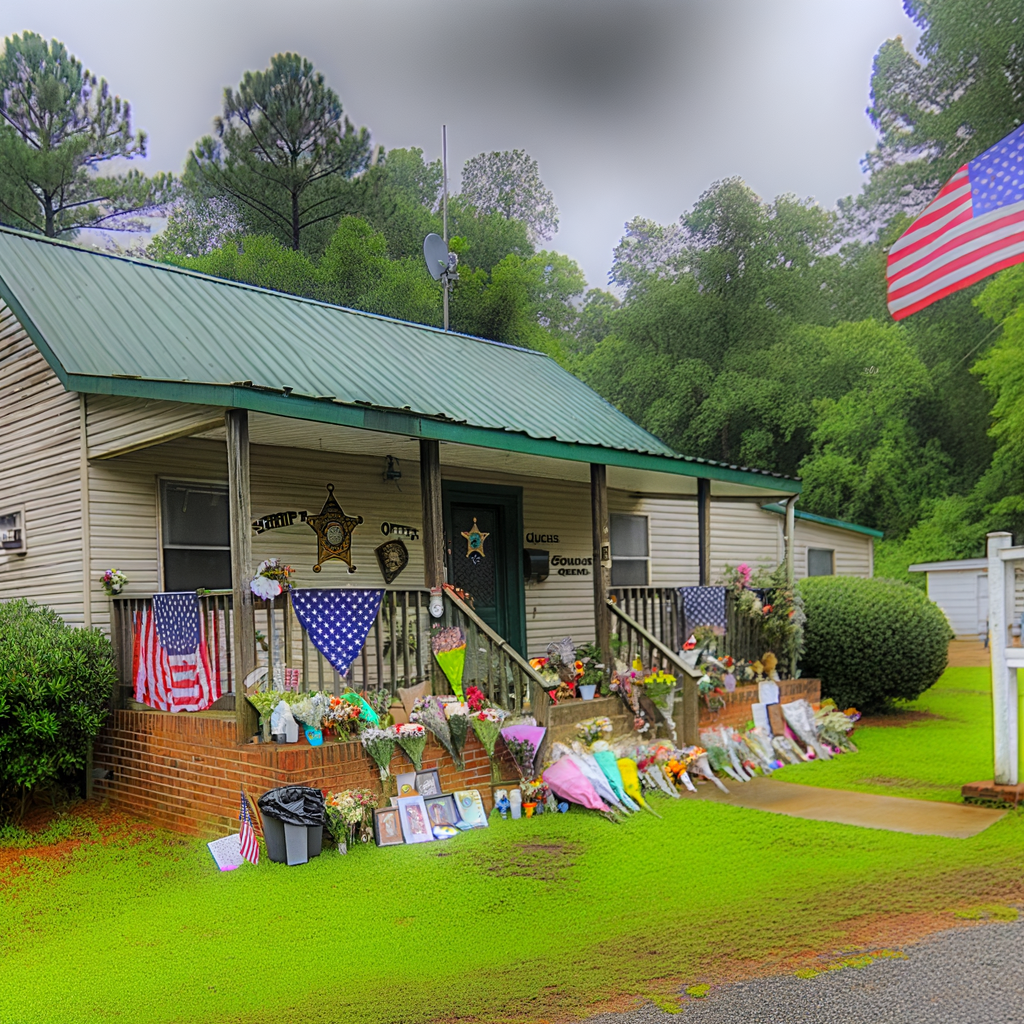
[720,590,774,666]
[610,586,685,652]
[607,598,700,745]
[441,588,548,711]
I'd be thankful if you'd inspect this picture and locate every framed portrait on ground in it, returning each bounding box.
[415,769,441,797]
[373,807,404,847]
[454,790,488,828]
[396,772,418,797]
[396,795,434,844]
[424,793,459,828]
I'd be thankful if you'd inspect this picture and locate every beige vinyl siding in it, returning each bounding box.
[86,394,225,459]
[793,519,873,578]
[0,302,85,622]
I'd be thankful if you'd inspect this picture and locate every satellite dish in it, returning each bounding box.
[423,233,448,281]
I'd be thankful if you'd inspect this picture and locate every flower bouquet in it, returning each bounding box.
[471,705,508,761]
[501,724,545,779]
[360,726,397,781]
[101,568,128,596]
[291,692,329,744]
[431,626,466,700]
[466,684,487,711]
[445,702,472,771]
[411,695,460,766]
[395,722,427,769]
[325,788,377,852]
[326,696,362,738]
[249,557,293,600]
[577,716,613,747]
[361,688,395,728]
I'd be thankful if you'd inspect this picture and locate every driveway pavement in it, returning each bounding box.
[584,917,1024,1023]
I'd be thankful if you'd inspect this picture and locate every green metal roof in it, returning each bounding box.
[761,503,883,539]
[0,228,800,491]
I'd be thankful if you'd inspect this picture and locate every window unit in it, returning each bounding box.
[807,547,834,577]
[160,480,231,591]
[610,513,649,586]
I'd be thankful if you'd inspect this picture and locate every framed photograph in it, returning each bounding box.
[373,807,404,847]
[415,769,441,797]
[454,789,488,829]
[424,793,459,828]
[396,772,418,798]
[396,795,434,844]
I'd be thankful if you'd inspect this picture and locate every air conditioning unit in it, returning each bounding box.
[0,508,25,554]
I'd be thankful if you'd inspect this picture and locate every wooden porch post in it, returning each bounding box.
[697,477,711,586]
[226,410,257,742]
[784,495,796,587]
[419,439,445,592]
[591,464,612,669]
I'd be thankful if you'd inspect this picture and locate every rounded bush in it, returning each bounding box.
[797,576,953,712]
[0,599,115,821]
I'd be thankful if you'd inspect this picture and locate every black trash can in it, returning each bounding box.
[257,786,325,866]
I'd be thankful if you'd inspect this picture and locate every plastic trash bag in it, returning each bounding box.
[257,786,325,826]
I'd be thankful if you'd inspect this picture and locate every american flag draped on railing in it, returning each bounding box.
[132,592,220,712]
[887,124,1024,320]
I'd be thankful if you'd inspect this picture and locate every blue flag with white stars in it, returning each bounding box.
[290,589,384,676]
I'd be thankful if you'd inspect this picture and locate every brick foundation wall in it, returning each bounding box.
[698,678,821,730]
[93,711,517,838]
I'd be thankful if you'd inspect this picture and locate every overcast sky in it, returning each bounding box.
[3,0,920,288]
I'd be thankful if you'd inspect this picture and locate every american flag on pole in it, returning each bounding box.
[239,792,259,865]
[888,124,1024,320]
[132,592,220,712]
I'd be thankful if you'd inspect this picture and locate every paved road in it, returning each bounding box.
[584,918,1024,1024]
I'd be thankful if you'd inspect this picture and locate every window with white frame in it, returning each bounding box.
[807,547,834,577]
[160,481,231,591]
[610,514,649,586]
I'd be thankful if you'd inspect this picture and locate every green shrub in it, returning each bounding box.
[0,599,115,822]
[797,576,953,712]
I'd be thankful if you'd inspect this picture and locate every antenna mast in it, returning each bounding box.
[442,124,449,333]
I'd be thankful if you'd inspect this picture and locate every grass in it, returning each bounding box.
[771,667,996,802]
[2,666,1022,1024]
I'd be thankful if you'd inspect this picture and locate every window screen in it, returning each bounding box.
[610,514,649,586]
[807,548,834,577]
[160,481,231,591]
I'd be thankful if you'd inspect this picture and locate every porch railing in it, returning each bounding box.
[607,598,700,746]
[111,586,545,712]
[610,587,685,653]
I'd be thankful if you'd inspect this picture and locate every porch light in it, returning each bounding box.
[384,455,402,485]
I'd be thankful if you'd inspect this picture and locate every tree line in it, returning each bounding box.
[2,2,1023,581]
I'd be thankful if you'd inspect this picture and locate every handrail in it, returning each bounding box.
[443,587,549,689]
[607,599,700,679]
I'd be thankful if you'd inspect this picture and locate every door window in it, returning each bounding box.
[160,481,231,591]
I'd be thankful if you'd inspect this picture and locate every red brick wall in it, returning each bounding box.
[698,678,821,730]
[93,711,516,838]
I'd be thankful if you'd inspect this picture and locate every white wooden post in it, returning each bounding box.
[988,531,1018,785]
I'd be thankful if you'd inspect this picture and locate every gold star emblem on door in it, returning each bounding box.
[461,517,489,564]
[305,484,363,573]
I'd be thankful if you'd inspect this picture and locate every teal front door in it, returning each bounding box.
[442,482,526,654]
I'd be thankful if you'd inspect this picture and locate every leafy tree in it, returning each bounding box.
[854,0,1024,233]
[460,149,559,243]
[0,31,172,237]
[190,53,372,253]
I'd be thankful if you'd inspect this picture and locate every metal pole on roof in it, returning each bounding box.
[442,124,449,333]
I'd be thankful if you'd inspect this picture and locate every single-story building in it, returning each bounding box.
[0,227,876,833]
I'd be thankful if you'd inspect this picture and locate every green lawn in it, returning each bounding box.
[2,666,1022,1024]
[772,666,996,802]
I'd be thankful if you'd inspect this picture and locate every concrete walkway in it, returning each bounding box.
[694,777,1005,838]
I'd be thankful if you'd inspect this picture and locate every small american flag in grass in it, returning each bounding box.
[888,124,1024,319]
[239,792,259,866]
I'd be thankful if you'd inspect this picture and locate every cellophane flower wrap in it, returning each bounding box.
[445,702,472,771]
[395,722,427,770]
[411,695,459,765]
[360,726,397,779]
[431,626,466,701]
[504,736,536,778]
[326,695,362,736]
[325,788,377,844]
[290,692,329,730]
[471,705,508,759]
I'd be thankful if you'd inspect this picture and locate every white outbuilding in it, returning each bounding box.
[908,558,989,639]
